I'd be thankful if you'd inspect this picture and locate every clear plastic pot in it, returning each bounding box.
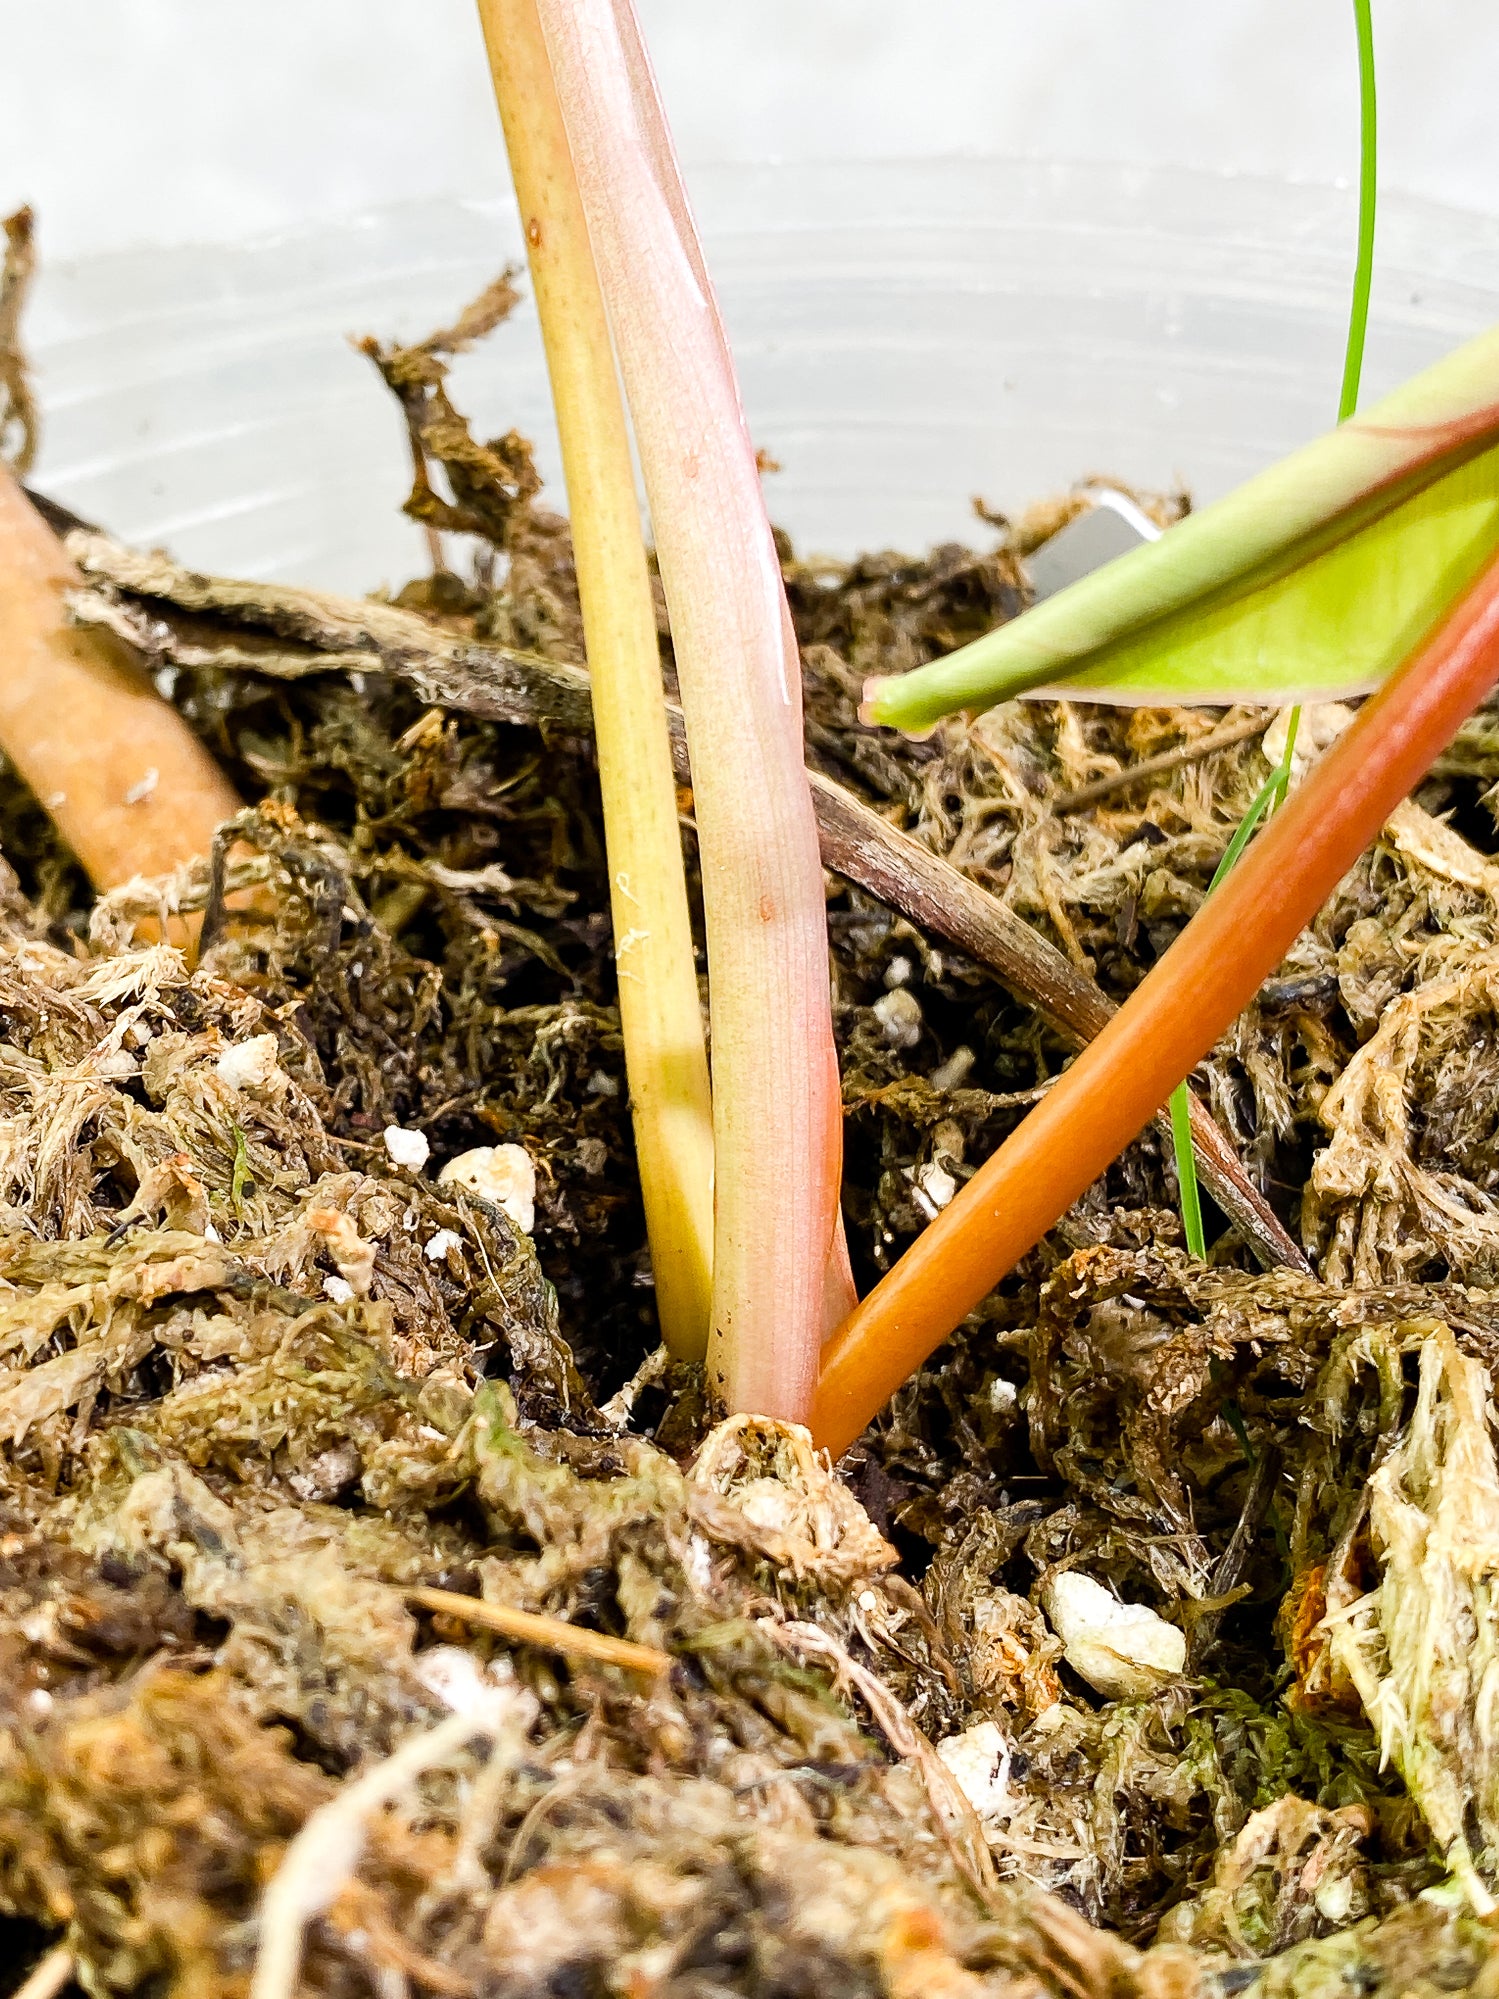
[23,159,1499,593]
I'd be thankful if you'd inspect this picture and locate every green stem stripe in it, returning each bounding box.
[1169,0,1377,1257]
[1339,0,1379,426]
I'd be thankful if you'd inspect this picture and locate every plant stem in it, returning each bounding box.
[475,0,715,1361]
[1165,761,1279,1254]
[1267,705,1302,815]
[1264,0,1377,795]
[813,546,1499,1458]
[534,0,852,1420]
[1212,770,1279,891]
[1267,0,1377,824]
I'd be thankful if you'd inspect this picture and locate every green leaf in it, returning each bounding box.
[866,329,1499,732]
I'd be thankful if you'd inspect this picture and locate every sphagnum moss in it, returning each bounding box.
[9,248,1499,1999]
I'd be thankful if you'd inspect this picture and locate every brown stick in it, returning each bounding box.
[12,1948,75,1999]
[1050,713,1270,816]
[67,528,1301,1270]
[68,527,597,729]
[811,776,1305,1273]
[1,208,39,476]
[0,473,241,892]
[408,1584,672,1678]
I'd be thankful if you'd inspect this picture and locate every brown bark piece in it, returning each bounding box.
[0,470,240,891]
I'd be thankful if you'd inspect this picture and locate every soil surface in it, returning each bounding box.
[5,268,1499,1998]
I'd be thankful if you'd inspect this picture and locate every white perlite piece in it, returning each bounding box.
[383,1124,431,1172]
[424,1227,464,1263]
[1041,1570,1186,1702]
[909,1159,957,1218]
[216,1032,280,1092]
[1025,487,1161,598]
[928,1044,975,1092]
[412,1645,526,1721]
[322,1275,355,1305]
[439,1143,536,1235]
[683,1531,714,1594]
[936,1720,1012,1822]
[872,987,923,1049]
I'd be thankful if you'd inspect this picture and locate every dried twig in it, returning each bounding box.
[67,530,596,730]
[1,205,39,475]
[408,1584,673,1678]
[0,229,241,909]
[813,777,1304,1272]
[763,1617,997,1903]
[12,1948,76,1999]
[66,529,1302,1270]
[251,1707,507,1999]
[0,479,242,903]
[1050,713,1269,816]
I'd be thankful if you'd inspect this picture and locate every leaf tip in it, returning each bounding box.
[860,675,937,740]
